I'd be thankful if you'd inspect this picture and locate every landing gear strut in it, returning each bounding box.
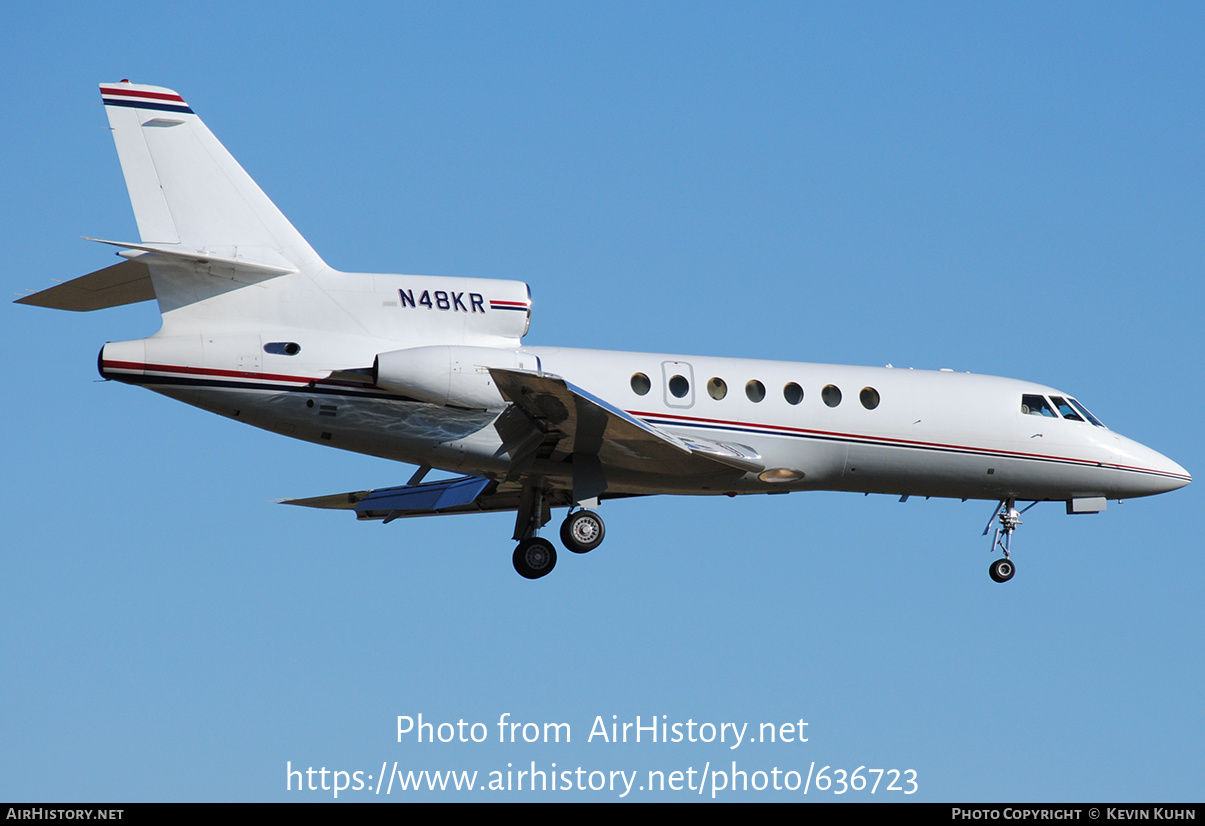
[561,509,605,554]
[511,485,556,579]
[983,498,1037,583]
[510,484,607,578]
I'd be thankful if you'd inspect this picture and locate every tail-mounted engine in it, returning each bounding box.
[374,345,540,409]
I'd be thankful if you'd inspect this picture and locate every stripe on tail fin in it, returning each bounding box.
[99,81,325,275]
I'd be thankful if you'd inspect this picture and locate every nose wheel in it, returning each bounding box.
[989,557,1015,583]
[982,498,1037,583]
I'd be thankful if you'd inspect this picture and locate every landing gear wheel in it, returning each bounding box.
[561,510,605,554]
[989,557,1015,583]
[513,538,557,579]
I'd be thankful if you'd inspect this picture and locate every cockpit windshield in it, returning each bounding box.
[1049,396,1083,422]
[1021,393,1105,427]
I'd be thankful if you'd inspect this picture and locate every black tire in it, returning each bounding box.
[989,557,1015,583]
[513,538,557,579]
[560,510,605,554]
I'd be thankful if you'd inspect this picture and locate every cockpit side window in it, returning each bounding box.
[1049,396,1085,422]
[1021,394,1058,417]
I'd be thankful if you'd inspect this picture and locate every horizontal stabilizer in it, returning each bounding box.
[15,259,153,311]
[85,237,298,276]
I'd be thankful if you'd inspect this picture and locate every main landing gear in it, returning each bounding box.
[561,509,605,554]
[513,538,557,579]
[512,507,606,579]
[983,498,1038,583]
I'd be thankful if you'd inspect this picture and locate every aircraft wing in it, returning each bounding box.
[488,368,763,478]
[282,370,762,523]
[281,474,642,522]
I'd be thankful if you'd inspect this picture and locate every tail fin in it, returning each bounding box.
[99,81,325,274]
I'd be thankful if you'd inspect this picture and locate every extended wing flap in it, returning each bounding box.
[282,475,509,521]
[489,368,764,476]
[358,475,492,515]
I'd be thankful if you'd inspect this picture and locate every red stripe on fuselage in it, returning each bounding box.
[631,409,1189,481]
[102,360,316,385]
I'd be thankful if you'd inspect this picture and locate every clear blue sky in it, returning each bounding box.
[2,1,1201,802]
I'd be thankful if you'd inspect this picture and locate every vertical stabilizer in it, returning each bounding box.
[99,82,325,274]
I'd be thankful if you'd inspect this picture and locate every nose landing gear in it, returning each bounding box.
[983,498,1037,583]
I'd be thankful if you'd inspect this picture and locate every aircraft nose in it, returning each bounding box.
[1153,453,1192,493]
[1111,437,1191,496]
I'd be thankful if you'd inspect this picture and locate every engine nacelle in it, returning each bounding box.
[374,345,539,409]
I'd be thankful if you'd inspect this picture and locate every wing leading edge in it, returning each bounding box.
[488,367,763,477]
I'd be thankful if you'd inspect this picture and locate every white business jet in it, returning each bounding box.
[17,82,1190,582]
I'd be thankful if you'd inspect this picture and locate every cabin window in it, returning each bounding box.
[746,380,766,402]
[668,374,690,398]
[707,377,728,400]
[631,373,651,396]
[822,385,842,408]
[1021,394,1057,417]
[783,382,803,405]
[1049,396,1084,422]
[860,387,880,409]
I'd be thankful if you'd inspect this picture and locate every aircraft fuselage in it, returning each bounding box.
[99,334,1189,504]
